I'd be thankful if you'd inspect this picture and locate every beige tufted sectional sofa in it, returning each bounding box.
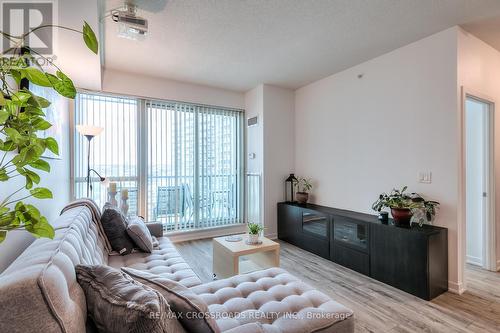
[0,202,354,333]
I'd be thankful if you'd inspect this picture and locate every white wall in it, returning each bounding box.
[245,86,264,224]
[244,85,294,238]
[102,69,245,109]
[262,85,295,238]
[245,85,264,174]
[57,0,102,91]
[465,100,485,266]
[294,28,460,288]
[458,28,500,273]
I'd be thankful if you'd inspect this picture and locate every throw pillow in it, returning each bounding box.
[122,267,220,333]
[75,265,186,333]
[100,206,135,255]
[127,216,154,252]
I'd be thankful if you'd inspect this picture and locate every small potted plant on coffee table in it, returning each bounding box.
[295,178,313,204]
[372,186,439,227]
[247,223,264,244]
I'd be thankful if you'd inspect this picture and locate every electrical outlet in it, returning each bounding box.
[418,171,432,184]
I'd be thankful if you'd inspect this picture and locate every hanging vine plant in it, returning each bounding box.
[0,22,98,242]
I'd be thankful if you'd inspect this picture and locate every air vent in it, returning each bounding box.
[247,116,258,127]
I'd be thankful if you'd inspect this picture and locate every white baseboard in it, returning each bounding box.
[448,281,465,294]
[168,224,247,243]
[466,255,483,267]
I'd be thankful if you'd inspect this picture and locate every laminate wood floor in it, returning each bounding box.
[174,238,500,333]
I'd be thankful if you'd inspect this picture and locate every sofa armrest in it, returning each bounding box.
[146,222,164,237]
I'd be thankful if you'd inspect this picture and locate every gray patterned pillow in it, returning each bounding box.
[75,265,185,333]
[100,206,135,255]
[122,267,220,333]
[127,216,154,252]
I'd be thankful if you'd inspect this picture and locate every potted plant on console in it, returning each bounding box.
[295,178,313,204]
[372,186,439,227]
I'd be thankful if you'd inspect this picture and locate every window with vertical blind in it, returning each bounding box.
[73,94,139,215]
[73,92,244,233]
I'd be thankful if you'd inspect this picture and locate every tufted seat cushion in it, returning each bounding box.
[108,236,202,288]
[189,267,354,333]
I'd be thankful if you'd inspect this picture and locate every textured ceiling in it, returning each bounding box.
[102,0,500,92]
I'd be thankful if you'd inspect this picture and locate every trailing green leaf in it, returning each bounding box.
[27,91,51,108]
[30,187,53,199]
[0,110,9,123]
[29,159,50,172]
[26,217,54,239]
[4,128,21,143]
[45,137,59,155]
[47,71,76,98]
[83,21,99,54]
[22,67,52,87]
[32,118,52,130]
[0,168,8,181]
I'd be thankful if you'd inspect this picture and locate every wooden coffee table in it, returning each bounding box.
[213,234,280,279]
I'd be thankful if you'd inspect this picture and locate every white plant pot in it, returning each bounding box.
[248,233,260,244]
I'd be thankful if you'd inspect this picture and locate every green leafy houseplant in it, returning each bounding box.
[372,186,440,226]
[295,177,312,204]
[0,22,98,242]
[247,222,264,235]
[247,222,264,245]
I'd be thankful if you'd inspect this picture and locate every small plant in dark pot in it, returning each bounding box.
[295,178,312,204]
[372,186,439,227]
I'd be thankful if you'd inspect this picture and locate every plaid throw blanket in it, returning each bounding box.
[61,198,112,254]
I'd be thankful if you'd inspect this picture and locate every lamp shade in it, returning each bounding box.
[76,125,104,137]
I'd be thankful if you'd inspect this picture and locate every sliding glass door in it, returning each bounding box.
[73,92,244,233]
[146,102,196,231]
[146,102,244,231]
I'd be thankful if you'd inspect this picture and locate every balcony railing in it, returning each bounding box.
[74,173,245,232]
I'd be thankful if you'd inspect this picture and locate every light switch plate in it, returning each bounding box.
[418,171,432,184]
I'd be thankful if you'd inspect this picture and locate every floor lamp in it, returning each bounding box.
[76,125,105,197]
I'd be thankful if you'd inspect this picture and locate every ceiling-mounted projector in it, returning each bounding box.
[112,3,148,40]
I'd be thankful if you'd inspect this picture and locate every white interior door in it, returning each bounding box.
[465,96,494,270]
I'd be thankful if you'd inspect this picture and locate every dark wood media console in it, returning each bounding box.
[277,202,448,300]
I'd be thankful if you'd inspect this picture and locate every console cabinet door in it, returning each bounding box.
[370,225,429,300]
[301,208,329,239]
[277,204,302,246]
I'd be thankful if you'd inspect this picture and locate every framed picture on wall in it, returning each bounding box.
[30,84,65,160]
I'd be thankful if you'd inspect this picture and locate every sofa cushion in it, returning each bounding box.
[76,265,185,333]
[108,236,201,287]
[100,206,135,255]
[123,267,220,333]
[189,267,354,333]
[127,216,154,252]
